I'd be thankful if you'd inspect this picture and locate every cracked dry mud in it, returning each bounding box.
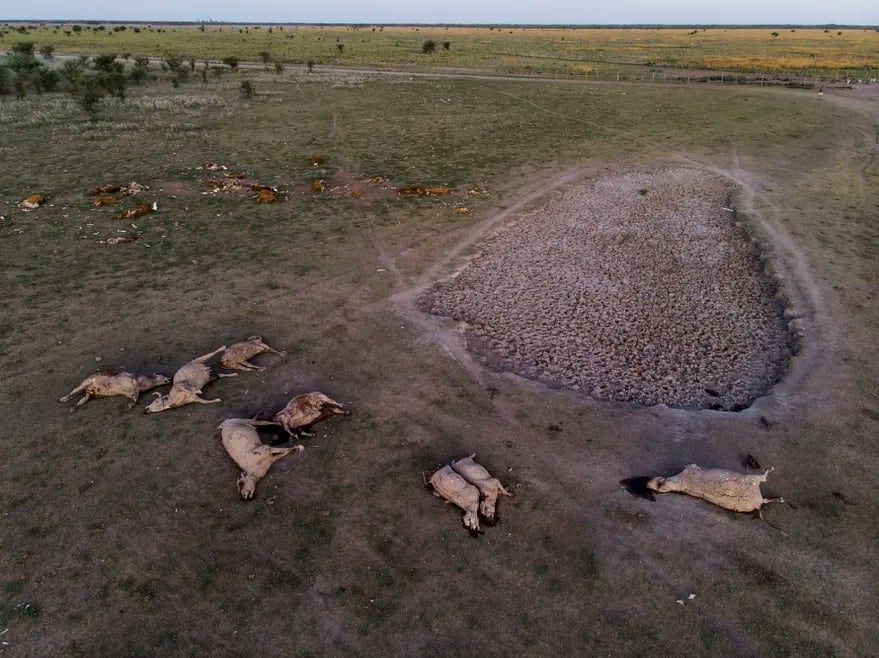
[419,166,795,410]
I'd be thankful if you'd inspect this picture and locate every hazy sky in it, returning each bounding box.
[3,1,877,26]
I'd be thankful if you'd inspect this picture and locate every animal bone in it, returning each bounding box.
[451,454,512,523]
[220,336,287,372]
[429,465,481,534]
[218,418,304,500]
[60,369,170,411]
[646,464,784,517]
[273,392,349,437]
[144,346,237,413]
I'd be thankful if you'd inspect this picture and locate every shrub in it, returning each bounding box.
[274,61,284,73]
[130,55,149,84]
[307,59,315,72]
[11,41,35,56]
[222,56,239,69]
[259,50,271,66]
[60,59,84,85]
[92,54,121,73]
[72,25,82,32]
[336,43,344,54]
[422,40,436,54]
[70,77,105,120]
[239,79,254,98]
[164,55,184,73]
[38,67,60,92]
[442,41,450,50]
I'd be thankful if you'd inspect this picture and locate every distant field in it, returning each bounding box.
[1,23,877,79]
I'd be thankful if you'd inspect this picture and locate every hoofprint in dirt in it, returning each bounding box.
[419,166,794,410]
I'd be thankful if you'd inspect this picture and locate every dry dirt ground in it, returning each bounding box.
[0,83,877,656]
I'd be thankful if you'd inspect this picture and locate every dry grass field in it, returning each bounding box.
[0,28,878,657]
[1,23,878,79]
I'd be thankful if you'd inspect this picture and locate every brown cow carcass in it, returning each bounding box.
[273,392,349,437]
[220,336,287,372]
[450,454,512,524]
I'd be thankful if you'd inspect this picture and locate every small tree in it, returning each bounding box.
[259,50,271,67]
[130,55,150,84]
[70,77,105,120]
[336,43,344,54]
[60,59,84,85]
[39,44,55,59]
[38,67,60,92]
[307,59,315,72]
[239,79,255,98]
[442,41,450,50]
[422,40,436,54]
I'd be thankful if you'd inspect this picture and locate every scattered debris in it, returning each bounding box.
[19,194,45,210]
[60,369,170,411]
[218,418,304,500]
[646,464,784,517]
[220,336,286,372]
[273,392,349,438]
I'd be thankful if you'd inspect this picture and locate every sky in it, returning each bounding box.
[2,1,877,26]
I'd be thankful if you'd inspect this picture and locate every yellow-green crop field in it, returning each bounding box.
[2,23,878,79]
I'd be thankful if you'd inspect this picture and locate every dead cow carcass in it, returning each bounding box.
[145,346,237,413]
[19,194,45,210]
[60,369,170,411]
[218,418,304,500]
[273,392,349,437]
[451,454,512,524]
[429,465,481,534]
[646,464,784,517]
[220,336,287,372]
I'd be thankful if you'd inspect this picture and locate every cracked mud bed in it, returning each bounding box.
[420,166,794,410]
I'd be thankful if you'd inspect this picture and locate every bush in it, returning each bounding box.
[259,50,271,66]
[222,56,239,69]
[336,44,344,54]
[442,41,450,50]
[12,41,35,56]
[72,25,82,32]
[274,61,284,73]
[307,59,315,72]
[38,67,60,92]
[130,55,149,84]
[422,40,436,54]
[71,77,105,120]
[60,59,84,85]
[92,54,121,73]
[39,44,55,58]
[239,79,255,98]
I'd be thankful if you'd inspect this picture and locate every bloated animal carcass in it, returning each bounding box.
[113,202,157,220]
[145,346,237,413]
[646,464,784,517]
[218,417,304,500]
[273,392,349,437]
[60,369,170,411]
[451,454,512,523]
[429,465,481,534]
[219,336,287,372]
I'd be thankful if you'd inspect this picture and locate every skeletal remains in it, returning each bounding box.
[220,336,286,372]
[145,347,237,413]
[273,392,349,437]
[60,369,170,411]
[646,464,784,517]
[429,455,512,533]
[218,417,304,500]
